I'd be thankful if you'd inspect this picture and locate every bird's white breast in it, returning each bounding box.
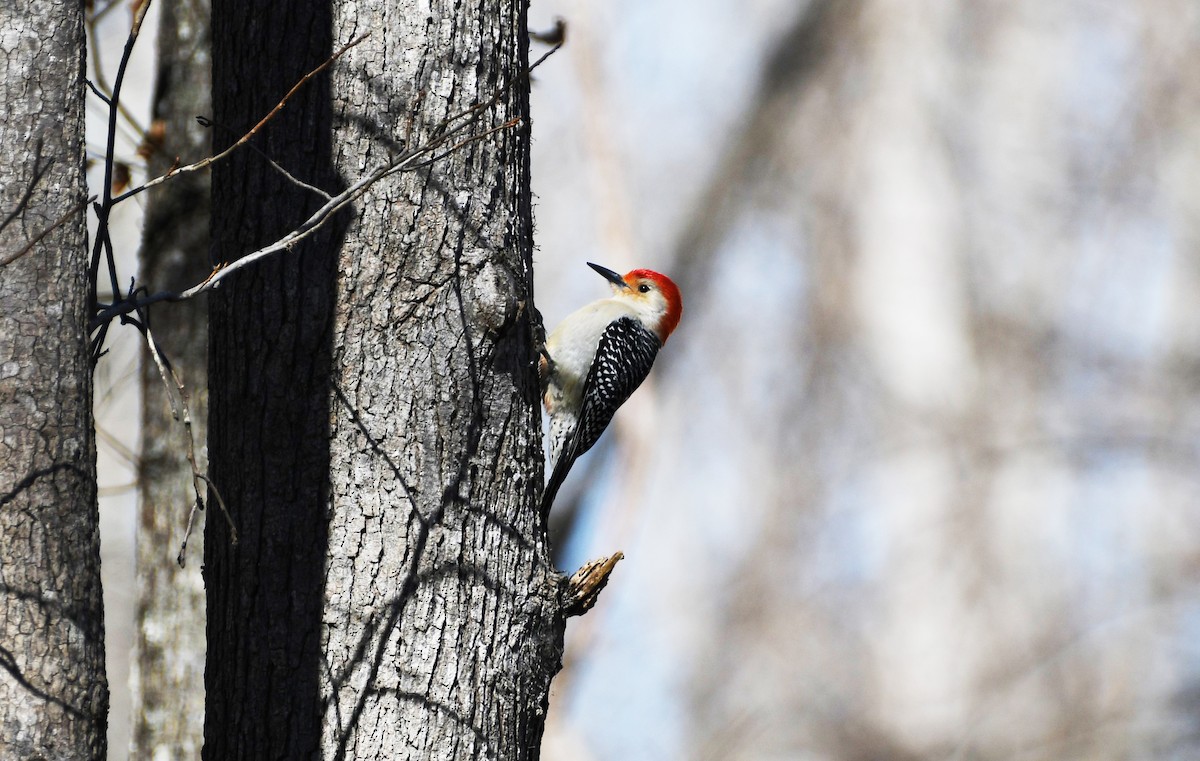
[544,299,637,412]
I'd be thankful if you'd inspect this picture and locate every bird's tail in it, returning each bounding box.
[541,453,575,516]
[541,417,576,515]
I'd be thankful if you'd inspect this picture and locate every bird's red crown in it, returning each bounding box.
[624,268,683,342]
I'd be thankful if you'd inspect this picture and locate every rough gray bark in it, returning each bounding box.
[0,4,108,760]
[204,1,562,758]
[132,0,212,757]
[317,2,559,755]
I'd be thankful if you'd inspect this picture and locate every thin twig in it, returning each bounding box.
[89,0,154,343]
[84,78,112,106]
[263,156,333,200]
[91,110,521,328]
[111,33,371,207]
[99,0,152,203]
[180,474,233,567]
[404,117,522,171]
[142,324,238,564]
[177,495,202,568]
[86,0,150,138]
[90,28,554,330]
[204,115,334,200]
[529,41,564,73]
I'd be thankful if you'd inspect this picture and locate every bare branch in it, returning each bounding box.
[202,115,334,200]
[111,33,371,207]
[529,40,564,74]
[262,155,334,200]
[179,474,233,568]
[86,0,151,139]
[91,109,522,329]
[88,0,155,354]
[141,324,238,565]
[84,78,112,106]
[404,116,522,171]
[89,28,554,337]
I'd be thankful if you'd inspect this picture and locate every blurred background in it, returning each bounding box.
[530,1,1200,760]
[90,0,1200,759]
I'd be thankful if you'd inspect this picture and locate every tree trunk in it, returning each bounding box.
[204,1,562,757]
[0,4,108,760]
[318,1,561,755]
[132,0,212,757]
[203,2,341,755]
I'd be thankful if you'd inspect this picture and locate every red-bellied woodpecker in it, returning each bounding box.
[539,262,683,514]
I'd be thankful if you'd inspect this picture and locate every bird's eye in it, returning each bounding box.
[638,284,651,293]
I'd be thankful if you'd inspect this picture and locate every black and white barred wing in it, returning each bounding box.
[542,317,661,513]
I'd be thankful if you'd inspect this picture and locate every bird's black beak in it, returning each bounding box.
[587,262,629,289]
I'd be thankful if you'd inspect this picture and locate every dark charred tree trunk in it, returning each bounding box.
[202,2,343,755]
[132,0,212,757]
[0,3,108,759]
[203,1,563,758]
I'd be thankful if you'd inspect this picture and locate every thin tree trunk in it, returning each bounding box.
[203,0,563,757]
[132,0,212,757]
[0,3,108,759]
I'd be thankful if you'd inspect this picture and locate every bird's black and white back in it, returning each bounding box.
[542,317,661,513]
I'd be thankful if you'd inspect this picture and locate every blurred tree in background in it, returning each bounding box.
[532,1,1200,759]
[133,0,210,757]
